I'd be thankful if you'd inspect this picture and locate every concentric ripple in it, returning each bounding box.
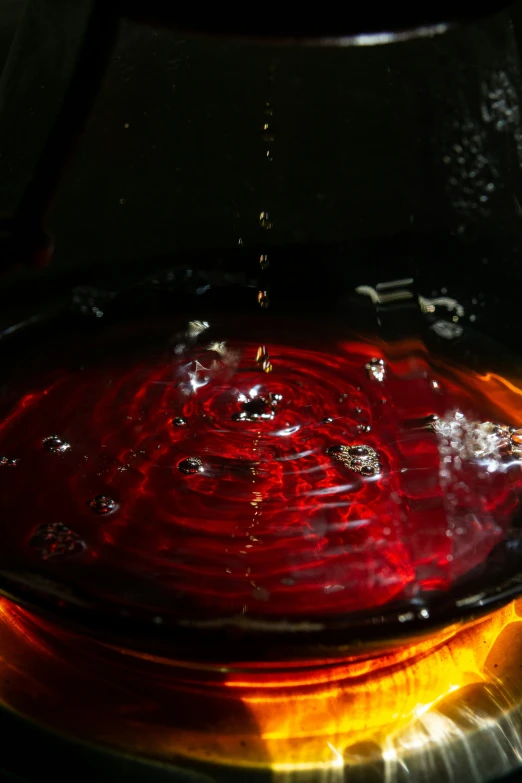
[0,317,521,625]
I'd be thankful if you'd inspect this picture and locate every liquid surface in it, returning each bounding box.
[0,311,521,628]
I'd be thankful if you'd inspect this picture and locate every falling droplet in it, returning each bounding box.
[0,456,19,467]
[262,124,275,143]
[327,444,381,476]
[42,435,71,453]
[259,254,269,269]
[259,212,273,230]
[178,457,204,475]
[365,358,385,382]
[256,345,273,372]
[257,290,270,309]
[88,495,119,515]
[172,417,187,427]
[30,523,86,560]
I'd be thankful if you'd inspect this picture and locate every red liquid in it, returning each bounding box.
[0,319,520,627]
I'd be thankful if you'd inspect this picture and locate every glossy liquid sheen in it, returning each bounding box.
[0,314,521,627]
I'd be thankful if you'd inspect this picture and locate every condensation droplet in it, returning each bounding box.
[178,457,204,475]
[88,494,119,515]
[30,523,86,560]
[365,358,385,382]
[0,456,19,467]
[252,586,270,601]
[42,435,71,454]
[172,417,187,427]
[431,320,463,340]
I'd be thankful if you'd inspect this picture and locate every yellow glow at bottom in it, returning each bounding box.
[0,598,520,780]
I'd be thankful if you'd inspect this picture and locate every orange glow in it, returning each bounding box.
[0,599,520,775]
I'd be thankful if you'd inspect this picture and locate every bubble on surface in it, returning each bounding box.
[0,456,19,467]
[178,457,204,475]
[88,495,119,515]
[233,391,282,422]
[327,444,381,476]
[42,435,71,453]
[30,523,86,560]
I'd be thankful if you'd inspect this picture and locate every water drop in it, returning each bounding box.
[365,358,385,382]
[262,124,275,143]
[259,254,269,269]
[70,286,114,319]
[0,456,19,467]
[30,523,86,560]
[252,586,270,601]
[259,212,273,230]
[42,435,71,453]
[257,290,270,308]
[431,321,463,340]
[88,495,119,515]
[256,345,273,372]
[172,417,187,427]
[178,457,204,475]
[322,417,334,424]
